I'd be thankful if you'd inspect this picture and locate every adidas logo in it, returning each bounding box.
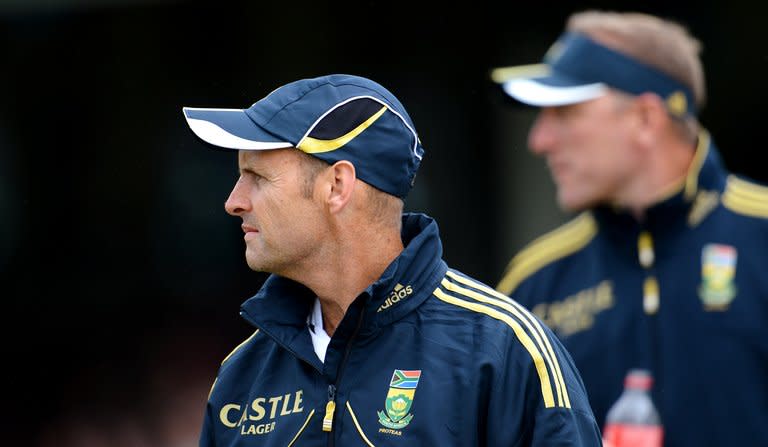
[377,283,414,312]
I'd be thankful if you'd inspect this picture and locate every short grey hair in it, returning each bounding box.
[567,11,705,141]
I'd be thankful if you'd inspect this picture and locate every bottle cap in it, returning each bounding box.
[624,369,653,390]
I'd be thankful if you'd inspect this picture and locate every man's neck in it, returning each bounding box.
[621,138,696,219]
[307,227,404,337]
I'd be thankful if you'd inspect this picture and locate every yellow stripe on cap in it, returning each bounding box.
[297,106,387,154]
[433,286,556,408]
[723,175,768,218]
[443,272,571,408]
[496,213,597,296]
[490,64,550,83]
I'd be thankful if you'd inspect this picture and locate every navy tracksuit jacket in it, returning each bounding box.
[200,213,601,446]
[497,132,768,447]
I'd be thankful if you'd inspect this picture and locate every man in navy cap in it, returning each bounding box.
[183,74,601,446]
[492,10,768,447]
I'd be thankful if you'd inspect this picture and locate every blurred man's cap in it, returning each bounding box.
[491,32,696,117]
[183,74,424,199]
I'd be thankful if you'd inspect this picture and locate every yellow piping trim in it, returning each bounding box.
[207,330,261,400]
[346,402,376,446]
[433,287,556,408]
[496,213,597,295]
[298,106,387,154]
[684,130,710,200]
[207,377,217,400]
[287,409,315,447]
[221,329,260,365]
[444,272,570,408]
[490,64,550,83]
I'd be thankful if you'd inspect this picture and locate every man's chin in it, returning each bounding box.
[245,254,267,272]
[557,195,592,213]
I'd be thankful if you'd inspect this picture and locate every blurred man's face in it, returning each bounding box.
[527,94,641,212]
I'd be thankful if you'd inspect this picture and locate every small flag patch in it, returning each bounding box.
[389,370,421,389]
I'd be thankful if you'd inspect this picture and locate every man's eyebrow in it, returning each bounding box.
[239,164,269,177]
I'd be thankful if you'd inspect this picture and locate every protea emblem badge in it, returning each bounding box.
[699,243,738,310]
[377,369,421,429]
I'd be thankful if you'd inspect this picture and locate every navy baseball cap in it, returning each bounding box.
[491,33,696,117]
[183,74,424,199]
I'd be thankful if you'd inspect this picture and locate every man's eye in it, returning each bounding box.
[244,172,265,182]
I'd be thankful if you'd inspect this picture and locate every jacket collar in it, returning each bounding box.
[593,129,728,231]
[239,213,447,341]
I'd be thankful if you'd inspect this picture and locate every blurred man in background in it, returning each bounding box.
[492,10,768,447]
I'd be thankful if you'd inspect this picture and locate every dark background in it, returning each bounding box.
[2,0,766,444]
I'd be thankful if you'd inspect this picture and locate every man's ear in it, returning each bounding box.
[635,93,672,130]
[633,93,670,140]
[326,160,356,214]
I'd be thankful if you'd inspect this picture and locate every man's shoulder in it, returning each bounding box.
[204,329,267,401]
[721,174,768,222]
[429,268,537,329]
[429,268,509,318]
[431,270,595,415]
[496,212,598,296]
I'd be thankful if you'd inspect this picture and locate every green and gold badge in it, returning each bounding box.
[377,369,421,429]
[698,243,737,310]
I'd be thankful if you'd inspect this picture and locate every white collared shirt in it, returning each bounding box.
[307,297,331,363]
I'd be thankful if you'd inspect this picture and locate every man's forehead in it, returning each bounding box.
[238,147,300,166]
[547,93,619,111]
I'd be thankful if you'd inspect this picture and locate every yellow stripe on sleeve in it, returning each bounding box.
[723,176,768,218]
[727,175,768,197]
[433,287,556,408]
[496,213,597,295]
[444,272,570,408]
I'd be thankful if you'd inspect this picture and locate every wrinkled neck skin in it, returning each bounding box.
[297,194,404,337]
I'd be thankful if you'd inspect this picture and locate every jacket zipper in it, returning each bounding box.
[637,229,662,397]
[326,305,366,446]
[323,384,336,432]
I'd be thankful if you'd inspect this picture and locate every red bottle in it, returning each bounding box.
[602,369,663,447]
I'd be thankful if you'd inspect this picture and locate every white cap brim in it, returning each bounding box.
[501,78,608,107]
[182,107,293,150]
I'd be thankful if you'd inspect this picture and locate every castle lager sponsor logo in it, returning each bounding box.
[532,280,614,336]
[377,283,414,312]
[219,390,304,435]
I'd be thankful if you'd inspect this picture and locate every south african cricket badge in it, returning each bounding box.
[698,243,738,310]
[377,369,421,429]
